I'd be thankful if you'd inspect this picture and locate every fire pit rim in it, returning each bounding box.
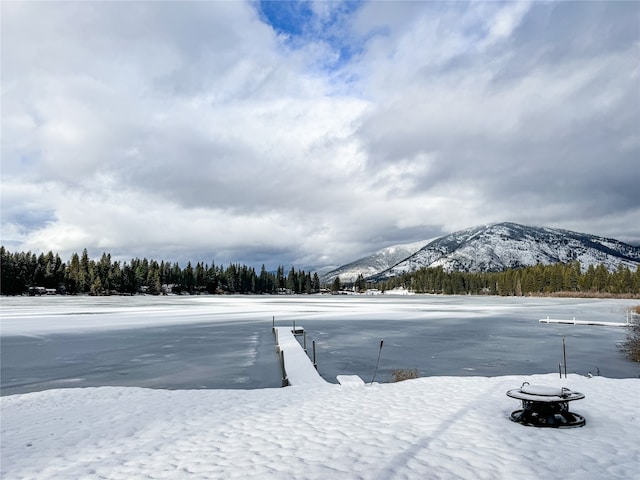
[506,382,585,403]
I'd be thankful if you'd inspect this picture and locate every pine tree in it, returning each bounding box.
[90,276,103,296]
[183,262,195,293]
[593,264,609,292]
[276,266,285,290]
[581,264,595,291]
[79,249,90,293]
[286,267,298,293]
[206,262,219,293]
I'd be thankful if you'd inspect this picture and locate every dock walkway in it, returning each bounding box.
[539,317,629,327]
[273,326,327,387]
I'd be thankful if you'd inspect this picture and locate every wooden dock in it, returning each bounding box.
[539,317,629,327]
[273,326,327,387]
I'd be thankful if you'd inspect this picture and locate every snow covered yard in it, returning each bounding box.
[2,374,638,479]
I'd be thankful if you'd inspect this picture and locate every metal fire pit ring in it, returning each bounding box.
[506,382,585,428]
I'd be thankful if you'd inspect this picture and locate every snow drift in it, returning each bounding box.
[2,374,638,479]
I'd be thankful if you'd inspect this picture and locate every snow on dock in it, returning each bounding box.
[273,326,327,387]
[539,316,629,327]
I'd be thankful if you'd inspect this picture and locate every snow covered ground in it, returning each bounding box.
[2,374,638,479]
[1,295,639,479]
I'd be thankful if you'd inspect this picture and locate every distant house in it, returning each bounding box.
[29,287,58,295]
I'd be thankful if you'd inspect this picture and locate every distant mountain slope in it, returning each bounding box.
[321,239,432,283]
[322,222,640,283]
[371,222,640,280]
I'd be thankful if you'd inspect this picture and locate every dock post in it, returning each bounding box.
[303,331,307,353]
[275,328,279,352]
[312,340,317,370]
[280,350,289,387]
[272,315,275,332]
[562,337,567,379]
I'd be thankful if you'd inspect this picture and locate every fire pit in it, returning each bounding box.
[506,382,585,428]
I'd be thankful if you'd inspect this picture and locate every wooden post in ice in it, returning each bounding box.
[312,340,317,370]
[303,331,307,353]
[274,328,279,352]
[272,315,275,332]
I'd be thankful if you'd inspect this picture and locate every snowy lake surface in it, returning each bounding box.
[1,295,638,396]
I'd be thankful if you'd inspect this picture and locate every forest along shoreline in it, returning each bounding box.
[2,247,639,297]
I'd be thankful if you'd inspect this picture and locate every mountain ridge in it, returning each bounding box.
[322,222,640,283]
[321,239,431,284]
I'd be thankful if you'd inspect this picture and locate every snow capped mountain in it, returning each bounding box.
[321,239,432,283]
[326,223,640,283]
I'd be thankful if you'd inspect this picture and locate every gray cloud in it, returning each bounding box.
[2,1,638,269]
[352,1,639,240]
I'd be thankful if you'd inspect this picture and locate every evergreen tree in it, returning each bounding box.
[276,266,285,290]
[286,267,297,293]
[90,276,103,296]
[170,263,181,288]
[593,264,609,292]
[583,264,595,291]
[113,261,124,292]
[206,262,219,293]
[182,262,195,293]
[312,272,321,293]
[195,262,205,291]
[79,249,90,293]
[258,264,270,294]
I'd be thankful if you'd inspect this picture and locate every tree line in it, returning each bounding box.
[375,261,640,296]
[0,247,321,296]
[3,246,639,297]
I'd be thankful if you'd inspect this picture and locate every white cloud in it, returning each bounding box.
[484,1,532,45]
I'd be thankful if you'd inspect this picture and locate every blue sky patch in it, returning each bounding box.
[256,0,365,69]
[258,1,316,37]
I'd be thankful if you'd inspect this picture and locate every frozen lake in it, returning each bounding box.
[1,295,637,395]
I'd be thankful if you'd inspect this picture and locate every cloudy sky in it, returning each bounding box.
[2,1,639,270]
